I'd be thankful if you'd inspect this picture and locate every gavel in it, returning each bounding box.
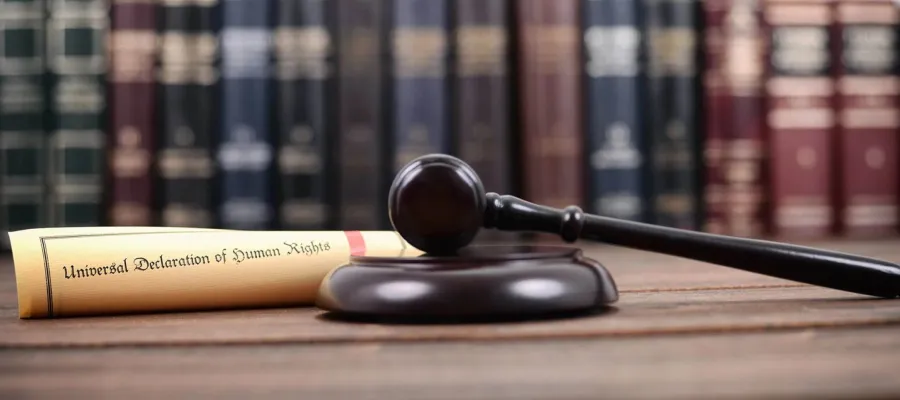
[315,154,900,320]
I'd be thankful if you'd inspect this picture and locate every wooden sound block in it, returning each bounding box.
[315,245,619,322]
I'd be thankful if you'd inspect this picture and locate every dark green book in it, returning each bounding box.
[0,0,48,249]
[45,0,108,227]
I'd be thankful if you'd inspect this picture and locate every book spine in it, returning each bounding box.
[108,0,156,226]
[157,0,220,228]
[218,0,274,229]
[701,0,730,234]
[0,0,48,249]
[644,0,665,225]
[46,0,109,227]
[454,0,511,195]
[722,0,766,237]
[647,0,701,229]
[388,0,451,172]
[335,0,388,230]
[273,0,336,230]
[834,0,900,236]
[583,0,645,221]
[516,0,584,209]
[453,0,512,242]
[764,0,836,238]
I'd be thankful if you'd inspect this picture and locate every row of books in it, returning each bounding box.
[0,0,898,248]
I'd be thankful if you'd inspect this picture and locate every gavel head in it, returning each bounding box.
[388,154,487,255]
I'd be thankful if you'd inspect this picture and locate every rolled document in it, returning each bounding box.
[8,226,421,318]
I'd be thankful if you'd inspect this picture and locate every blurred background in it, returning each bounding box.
[0,0,898,251]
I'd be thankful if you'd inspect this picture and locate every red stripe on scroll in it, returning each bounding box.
[344,231,366,256]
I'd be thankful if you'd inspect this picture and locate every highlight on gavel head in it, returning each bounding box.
[388,154,487,255]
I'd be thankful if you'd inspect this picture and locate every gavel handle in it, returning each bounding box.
[486,194,900,298]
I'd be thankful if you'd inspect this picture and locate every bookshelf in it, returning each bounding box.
[1,0,898,251]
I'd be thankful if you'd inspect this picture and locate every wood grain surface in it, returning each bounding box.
[2,239,900,398]
[3,326,900,399]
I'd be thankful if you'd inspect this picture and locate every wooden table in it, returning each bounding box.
[2,239,900,399]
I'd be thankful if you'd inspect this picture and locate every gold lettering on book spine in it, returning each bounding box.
[274,27,332,80]
[158,33,219,85]
[771,27,829,74]
[393,28,447,78]
[112,126,150,178]
[162,205,211,228]
[111,203,151,226]
[837,3,898,132]
[280,126,319,171]
[282,200,327,227]
[648,28,696,77]
[723,0,763,94]
[456,26,507,77]
[342,30,380,76]
[55,77,105,113]
[193,33,219,85]
[525,25,579,74]
[109,30,157,83]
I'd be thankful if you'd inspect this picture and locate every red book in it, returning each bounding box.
[834,0,900,236]
[702,0,730,234]
[763,0,836,238]
[108,0,157,225]
[717,0,767,237]
[515,0,583,210]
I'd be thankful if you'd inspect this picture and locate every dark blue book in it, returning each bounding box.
[388,0,451,173]
[217,0,275,229]
[583,0,646,222]
[644,0,700,230]
[273,0,336,230]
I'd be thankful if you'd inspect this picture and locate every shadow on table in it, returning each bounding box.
[316,305,620,326]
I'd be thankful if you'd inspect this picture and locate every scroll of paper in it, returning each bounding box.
[8,226,421,319]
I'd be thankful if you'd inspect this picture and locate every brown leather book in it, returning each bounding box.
[763,0,836,238]
[833,0,899,237]
[108,0,157,226]
[514,0,583,211]
[702,0,731,235]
